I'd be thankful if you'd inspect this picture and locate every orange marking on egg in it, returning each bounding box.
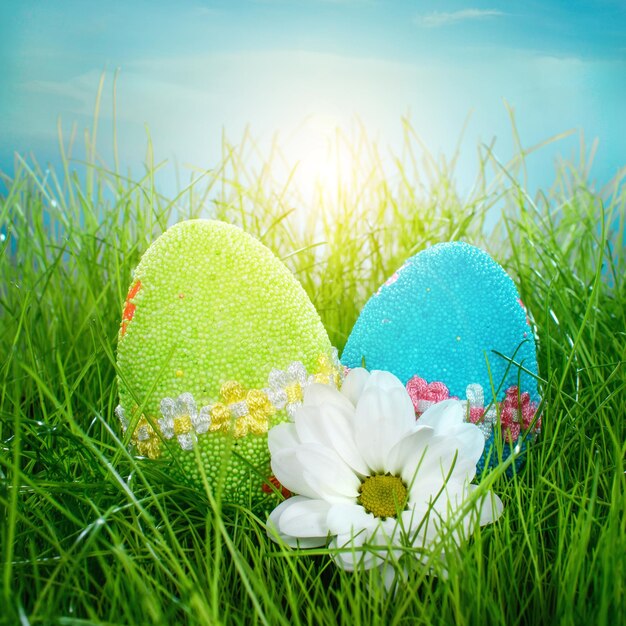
[121,280,142,336]
[262,475,291,499]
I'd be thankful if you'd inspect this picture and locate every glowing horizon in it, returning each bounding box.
[1,1,624,198]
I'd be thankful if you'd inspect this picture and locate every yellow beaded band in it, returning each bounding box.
[115,349,343,460]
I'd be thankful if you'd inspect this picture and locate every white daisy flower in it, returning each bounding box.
[266,368,503,573]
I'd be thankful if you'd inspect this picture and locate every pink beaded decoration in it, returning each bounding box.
[406,375,453,414]
[499,386,540,442]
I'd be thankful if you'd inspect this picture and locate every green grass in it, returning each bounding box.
[1,117,625,625]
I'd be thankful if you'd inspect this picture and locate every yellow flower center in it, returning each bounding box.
[173,414,192,436]
[130,416,161,460]
[358,474,408,519]
[285,382,303,404]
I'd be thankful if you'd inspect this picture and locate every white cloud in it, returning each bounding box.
[415,9,504,28]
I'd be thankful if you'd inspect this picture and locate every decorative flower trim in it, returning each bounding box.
[406,376,540,444]
[115,405,161,460]
[264,349,343,419]
[499,386,541,443]
[208,381,275,438]
[159,393,210,450]
[264,361,309,419]
[115,349,343,458]
[406,375,455,414]
[462,383,498,441]
[311,350,343,387]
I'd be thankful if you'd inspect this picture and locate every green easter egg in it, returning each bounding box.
[116,219,338,504]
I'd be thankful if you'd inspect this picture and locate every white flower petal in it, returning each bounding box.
[402,437,476,516]
[402,437,467,498]
[303,383,355,413]
[270,449,320,500]
[267,497,327,548]
[385,426,435,477]
[267,495,292,525]
[267,422,301,456]
[400,506,423,532]
[277,498,332,538]
[466,485,505,526]
[295,404,369,475]
[445,424,485,465]
[327,503,375,535]
[374,518,404,555]
[280,535,328,549]
[354,386,416,471]
[295,444,361,500]
[425,478,469,518]
[423,433,483,484]
[418,402,485,466]
[174,398,187,417]
[330,529,373,571]
[447,457,479,485]
[402,446,479,495]
[401,506,440,545]
[330,520,393,571]
[378,561,404,592]
[340,368,370,406]
[302,471,357,504]
[417,399,464,434]
[364,370,407,393]
[272,442,360,503]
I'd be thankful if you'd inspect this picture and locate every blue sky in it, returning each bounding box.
[1,0,624,197]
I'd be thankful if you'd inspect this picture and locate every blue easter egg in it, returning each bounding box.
[342,241,541,471]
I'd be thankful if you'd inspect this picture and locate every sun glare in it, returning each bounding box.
[280,114,358,202]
